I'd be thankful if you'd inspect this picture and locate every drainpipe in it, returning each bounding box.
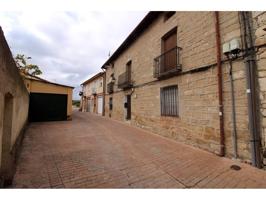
[102,69,106,116]
[240,12,262,168]
[227,56,238,159]
[215,11,225,157]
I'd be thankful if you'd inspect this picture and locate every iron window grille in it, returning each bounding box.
[160,85,179,116]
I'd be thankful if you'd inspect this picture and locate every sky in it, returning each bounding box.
[0,11,147,100]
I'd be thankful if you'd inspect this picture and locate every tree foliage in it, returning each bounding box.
[15,54,42,76]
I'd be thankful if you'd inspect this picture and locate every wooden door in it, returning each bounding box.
[126,95,131,120]
[93,97,96,113]
[162,30,177,72]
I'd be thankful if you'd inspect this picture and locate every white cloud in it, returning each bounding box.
[0,11,147,99]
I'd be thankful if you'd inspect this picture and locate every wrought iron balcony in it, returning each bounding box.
[154,46,182,79]
[107,82,114,94]
[118,71,132,89]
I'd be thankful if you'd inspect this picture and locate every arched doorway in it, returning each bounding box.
[0,93,14,186]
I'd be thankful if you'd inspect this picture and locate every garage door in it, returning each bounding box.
[29,93,68,122]
[97,96,103,114]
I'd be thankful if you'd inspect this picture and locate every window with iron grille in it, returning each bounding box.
[160,85,178,116]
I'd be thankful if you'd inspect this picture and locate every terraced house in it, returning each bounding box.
[80,72,105,115]
[102,11,266,168]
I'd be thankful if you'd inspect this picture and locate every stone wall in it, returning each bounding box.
[83,76,104,97]
[104,12,252,162]
[253,11,266,164]
[0,27,29,185]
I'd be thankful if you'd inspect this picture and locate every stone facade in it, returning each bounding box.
[253,11,266,164]
[81,72,105,115]
[104,12,256,163]
[0,27,29,186]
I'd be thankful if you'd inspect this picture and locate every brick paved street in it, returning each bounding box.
[12,110,266,188]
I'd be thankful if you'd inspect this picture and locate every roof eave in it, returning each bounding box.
[101,11,162,69]
[80,72,105,86]
[25,77,75,89]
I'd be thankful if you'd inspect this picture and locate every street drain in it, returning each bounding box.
[230,165,241,171]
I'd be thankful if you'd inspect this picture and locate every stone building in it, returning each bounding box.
[253,11,266,167]
[102,11,266,168]
[0,27,29,186]
[80,72,105,115]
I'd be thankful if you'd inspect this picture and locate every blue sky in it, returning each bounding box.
[0,11,147,100]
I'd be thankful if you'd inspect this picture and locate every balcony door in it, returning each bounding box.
[126,61,131,81]
[162,28,177,72]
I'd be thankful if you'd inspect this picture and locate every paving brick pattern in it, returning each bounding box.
[12,110,266,188]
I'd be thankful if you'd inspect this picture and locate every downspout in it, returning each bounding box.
[240,12,262,168]
[102,69,106,116]
[227,57,238,159]
[215,11,225,157]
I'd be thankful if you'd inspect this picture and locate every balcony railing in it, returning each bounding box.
[107,82,114,94]
[118,71,132,89]
[154,46,182,79]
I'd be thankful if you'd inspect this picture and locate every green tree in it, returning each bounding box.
[15,54,42,76]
